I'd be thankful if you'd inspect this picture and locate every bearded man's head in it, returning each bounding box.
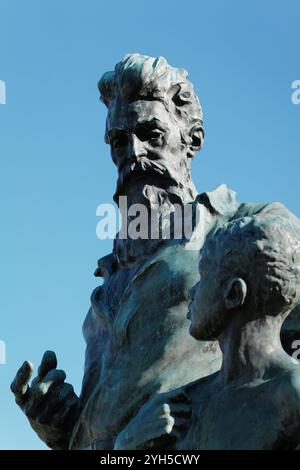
[98,53,204,207]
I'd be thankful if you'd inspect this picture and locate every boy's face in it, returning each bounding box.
[188,263,226,341]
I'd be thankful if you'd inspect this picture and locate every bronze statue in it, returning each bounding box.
[11,54,300,450]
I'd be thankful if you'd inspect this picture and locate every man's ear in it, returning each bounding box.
[224,278,247,311]
[188,127,204,157]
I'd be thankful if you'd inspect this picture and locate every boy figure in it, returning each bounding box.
[115,212,300,449]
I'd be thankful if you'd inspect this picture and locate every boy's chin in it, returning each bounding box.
[189,322,212,341]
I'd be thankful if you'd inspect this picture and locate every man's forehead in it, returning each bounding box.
[106,100,170,132]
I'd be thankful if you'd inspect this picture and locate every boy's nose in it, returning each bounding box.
[190,283,198,300]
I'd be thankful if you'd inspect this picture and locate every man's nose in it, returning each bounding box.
[128,135,146,162]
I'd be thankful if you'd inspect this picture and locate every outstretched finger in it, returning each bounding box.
[37,369,66,395]
[10,360,33,401]
[38,351,57,380]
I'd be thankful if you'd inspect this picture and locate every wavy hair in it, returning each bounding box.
[98,53,204,153]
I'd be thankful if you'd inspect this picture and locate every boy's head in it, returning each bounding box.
[188,214,300,341]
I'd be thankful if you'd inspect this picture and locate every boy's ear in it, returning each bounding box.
[224,278,247,311]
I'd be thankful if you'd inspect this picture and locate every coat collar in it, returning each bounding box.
[197,184,239,218]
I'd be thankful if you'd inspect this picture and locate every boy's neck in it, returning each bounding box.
[217,311,294,388]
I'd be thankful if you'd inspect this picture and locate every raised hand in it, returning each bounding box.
[11,351,79,449]
[114,390,191,450]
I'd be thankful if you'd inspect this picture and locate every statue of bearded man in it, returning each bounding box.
[11,54,300,450]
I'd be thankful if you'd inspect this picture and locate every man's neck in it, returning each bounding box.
[217,312,293,388]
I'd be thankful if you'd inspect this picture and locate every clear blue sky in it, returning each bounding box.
[0,0,299,449]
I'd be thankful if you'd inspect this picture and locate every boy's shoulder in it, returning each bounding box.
[233,200,300,224]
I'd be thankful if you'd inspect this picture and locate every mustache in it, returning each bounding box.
[113,158,179,203]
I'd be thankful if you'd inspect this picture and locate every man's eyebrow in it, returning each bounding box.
[136,118,169,129]
[106,119,169,141]
[106,128,126,141]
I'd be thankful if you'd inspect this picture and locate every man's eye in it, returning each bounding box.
[111,135,127,149]
[148,130,164,142]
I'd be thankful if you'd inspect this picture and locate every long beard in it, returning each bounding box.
[112,157,197,266]
[113,184,196,267]
[114,157,179,203]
